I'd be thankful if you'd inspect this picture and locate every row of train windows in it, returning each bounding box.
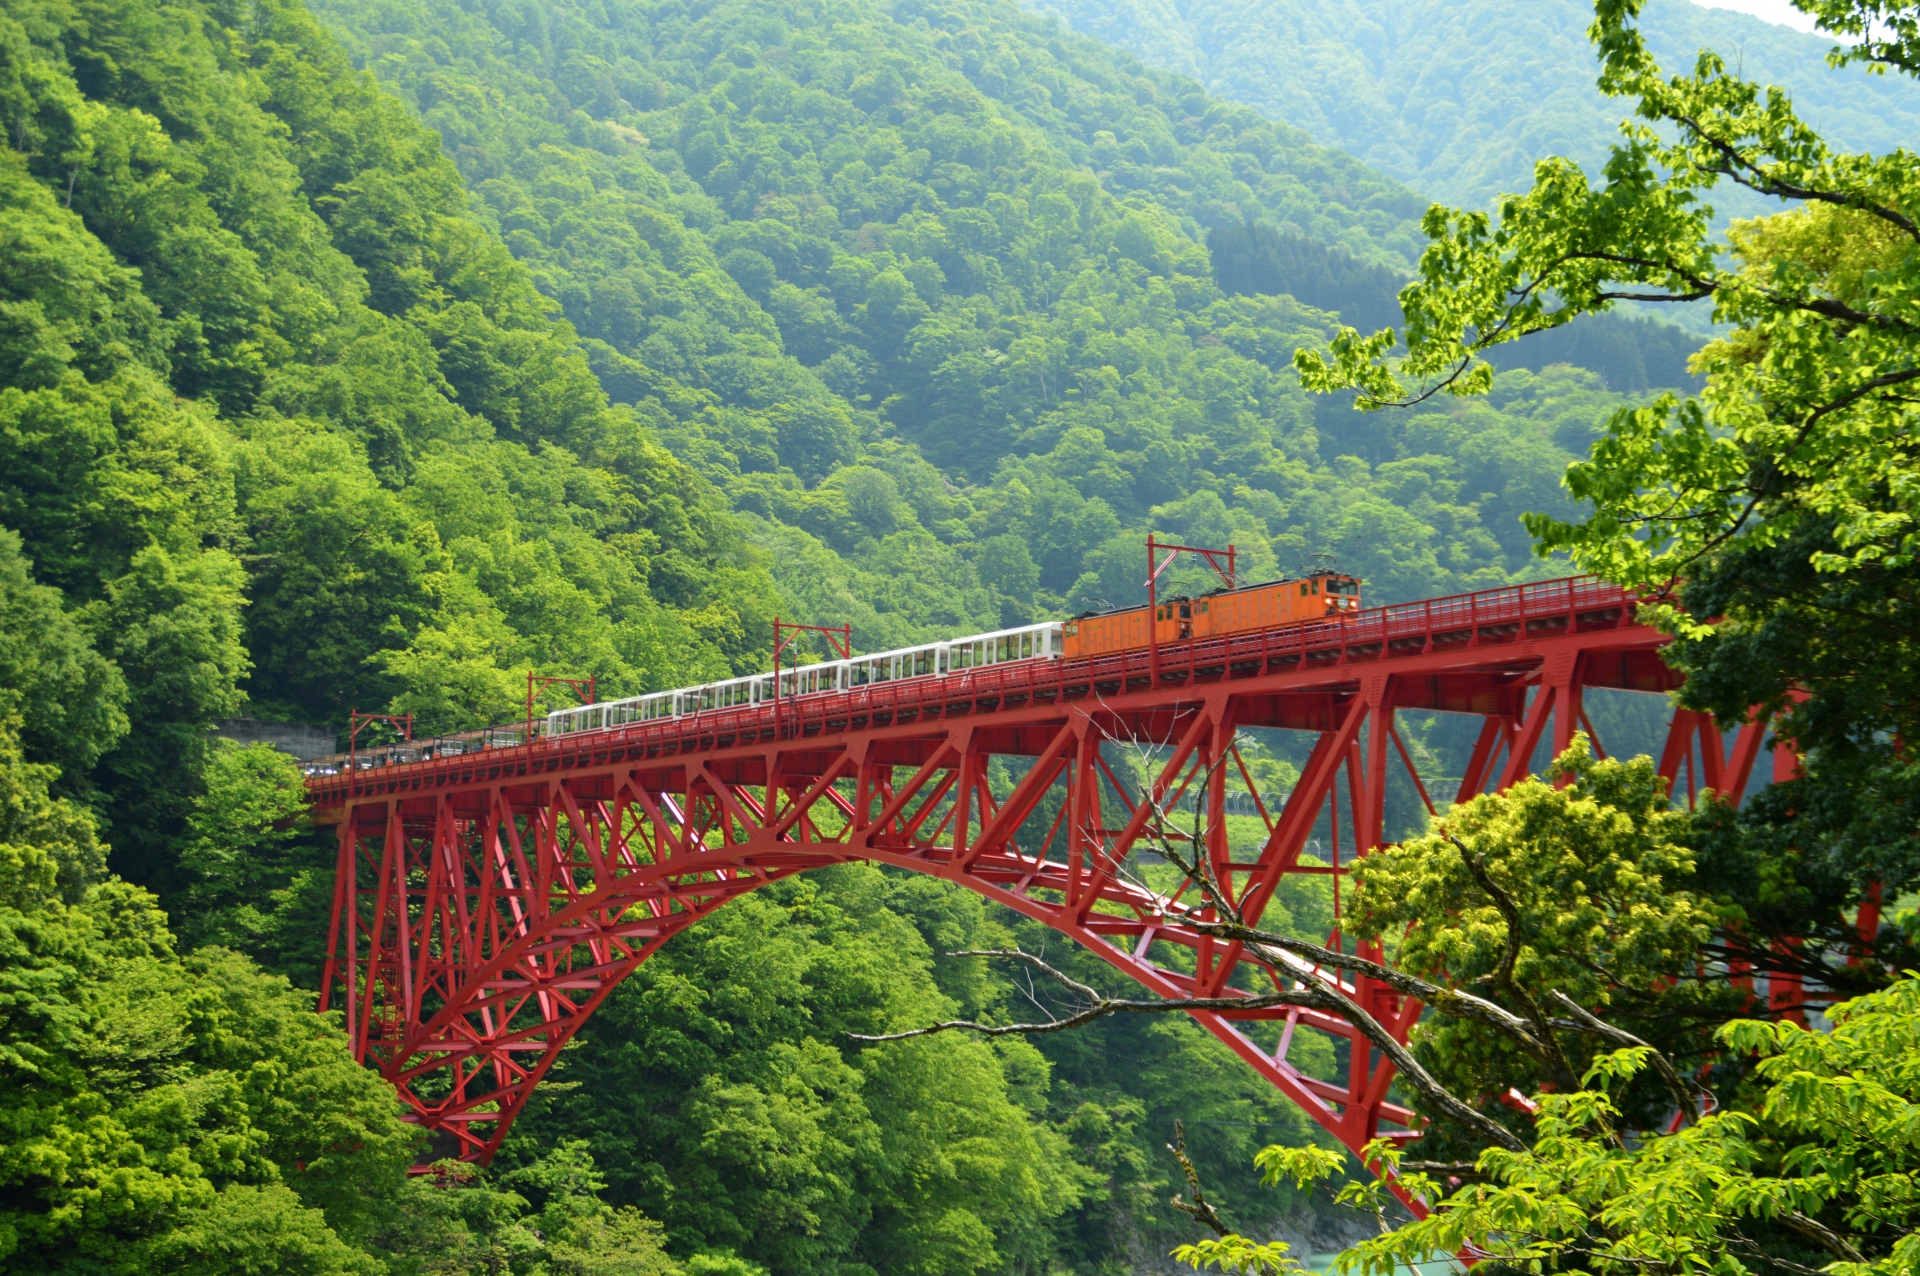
[851,631,1043,681]
[550,629,1058,731]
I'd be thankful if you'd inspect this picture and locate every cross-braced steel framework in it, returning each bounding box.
[311,577,1771,1168]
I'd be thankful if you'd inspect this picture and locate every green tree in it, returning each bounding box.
[1136,3,1920,1272]
[1299,0,1920,982]
[1275,975,1920,1276]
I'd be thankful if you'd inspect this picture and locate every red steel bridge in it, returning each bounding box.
[307,575,1777,1168]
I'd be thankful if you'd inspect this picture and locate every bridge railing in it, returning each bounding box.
[304,574,1645,805]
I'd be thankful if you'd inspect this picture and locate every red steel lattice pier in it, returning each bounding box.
[309,577,1770,1167]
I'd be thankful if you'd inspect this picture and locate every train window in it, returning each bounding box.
[1020,632,1032,658]
[1199,601,1209,614]
[1299,583,1309,597]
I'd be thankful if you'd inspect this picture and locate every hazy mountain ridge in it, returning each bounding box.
[1017,0,1920,210]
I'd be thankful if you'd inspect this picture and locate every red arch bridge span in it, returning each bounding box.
[309,576,1774,1169]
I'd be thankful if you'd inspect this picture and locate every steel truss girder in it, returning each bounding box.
[315,590,1763,1177]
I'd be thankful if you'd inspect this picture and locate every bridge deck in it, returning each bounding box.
[310,575,1665,812]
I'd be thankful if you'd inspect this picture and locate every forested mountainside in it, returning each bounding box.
[307,0,1691,648]
[0,0,1699,1269]
[1021,0,1920,212]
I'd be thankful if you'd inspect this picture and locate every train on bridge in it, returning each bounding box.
[308,570,1363,770]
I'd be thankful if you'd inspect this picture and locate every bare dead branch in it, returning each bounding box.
[1169,1121,1230,1236]
[1547,990,1705,1124]
[851,948,1529,1152]
[1400,1160,1492,1182]
[951,947,1105,1003]
[1780,1211,1866,1265]
[1185,917,1550,1056]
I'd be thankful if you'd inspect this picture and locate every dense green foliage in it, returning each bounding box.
[1,0,767,892]
[0,724,415,1273]
[1019,0,1920,213]
[1339,976,1920,1276]
[1205,221,1404,333]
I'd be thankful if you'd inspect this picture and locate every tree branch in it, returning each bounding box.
[1672,109,1920,242]
[1444,833,1582,1093]
[1546,990,1704,1124]
[1780,1211,1866,1265]
[1169,1121,1229,1236]
[850,947,1528,1152]
[1183,917,1551,1058]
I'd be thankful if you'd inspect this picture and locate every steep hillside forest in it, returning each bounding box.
[1019,0,1920,212]
[0,0,1743,1270]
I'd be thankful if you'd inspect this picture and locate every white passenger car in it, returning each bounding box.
[544,621,1066,737]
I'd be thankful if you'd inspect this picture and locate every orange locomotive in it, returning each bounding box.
[1060,571,1362,659]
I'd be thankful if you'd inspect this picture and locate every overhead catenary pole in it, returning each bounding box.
[346,710,413,788]
[1143,534,1237,688]
[772,618,853,741]
[526,671,597,744]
